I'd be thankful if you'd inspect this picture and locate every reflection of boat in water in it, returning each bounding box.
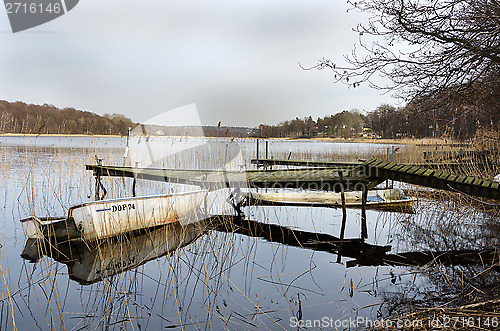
[21,220,207,284]
[20,190,207,240]
[21,215,498,285]
[247,188,416,212]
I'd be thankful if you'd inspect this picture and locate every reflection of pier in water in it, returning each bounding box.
[214,217,499,269]
[22,217,498,285]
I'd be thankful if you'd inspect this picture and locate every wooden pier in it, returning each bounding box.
[87,157,500,200]
[251,158,461,171]
[86,165,376,191]
[87,157,499,242]
[359,159,500,200]
[251,159,361,168]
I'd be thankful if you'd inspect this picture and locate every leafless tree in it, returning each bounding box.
[307,0,500,110]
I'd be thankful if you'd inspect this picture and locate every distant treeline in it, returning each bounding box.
[0,100,256,138]
[257,96,498,140]
[364,103,492,140]
[0,100,135,135]
[4,95,497,140]
[258,110,364,138]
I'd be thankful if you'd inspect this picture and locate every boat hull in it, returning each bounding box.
[21,190,207,240]
[247,188,415,212]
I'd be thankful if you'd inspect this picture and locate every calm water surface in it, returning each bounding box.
[0,135,493,330]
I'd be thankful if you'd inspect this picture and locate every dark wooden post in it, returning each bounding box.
[256,139,259,165]
[338,171,347,241]
[361,183,368,239]
[94,157,102,201]
[337,171,347,264]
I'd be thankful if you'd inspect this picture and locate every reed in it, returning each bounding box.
[366,136,500,329]
[2,135,499,330]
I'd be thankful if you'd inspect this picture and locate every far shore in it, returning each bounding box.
[0,133,466,146]
[0,133,123,138]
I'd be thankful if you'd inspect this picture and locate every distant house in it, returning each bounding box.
[361,127,380,138]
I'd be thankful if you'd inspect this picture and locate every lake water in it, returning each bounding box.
[0,135,497,330]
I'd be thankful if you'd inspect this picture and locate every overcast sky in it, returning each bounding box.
[0,0,394,127]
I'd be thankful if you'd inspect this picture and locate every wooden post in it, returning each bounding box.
[95,174,100,200]
[337,171,347,264]
[256,139,259,165]
[265,140,268,159]
[386,147,390,188]
[132,161,139,197]
[94,157,103,201]
[361,183,368,239]
[338,171,347,242]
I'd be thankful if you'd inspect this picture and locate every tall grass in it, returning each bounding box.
[2,135,500,330]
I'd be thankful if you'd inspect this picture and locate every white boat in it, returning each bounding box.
[21,190,207,240]
[247,188,416,212]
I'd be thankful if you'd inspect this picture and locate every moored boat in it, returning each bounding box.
[21,190,207,240]
[247,188,415,212]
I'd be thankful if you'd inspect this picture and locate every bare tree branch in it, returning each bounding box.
[310,0,500,106]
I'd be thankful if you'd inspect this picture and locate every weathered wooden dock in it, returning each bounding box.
[87,158,500,200]
[250,159,361,168]
[87,157,499,242]
[251,158,461,171]
[359,159,500,200]
[85,165,375,191]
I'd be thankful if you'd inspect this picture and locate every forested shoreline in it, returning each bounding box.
[2,96,498,141]
[0,100,135,136]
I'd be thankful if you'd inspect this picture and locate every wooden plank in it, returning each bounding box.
[463,177,475,185]
[373,160,389,168]
[481,180,493,189]
[363,159,379,166]
[422,169,435,177]
[438,172,452,180]
[390,163,407,172]
[472,178,484,187]
[406,166,422,174]
[414,168,427,176]
[491,182,500,190]
[250,159,362,167]
[455,175,467,183]
[431,170,443,178]
[398,165,413,173]
[384,162,400,171]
